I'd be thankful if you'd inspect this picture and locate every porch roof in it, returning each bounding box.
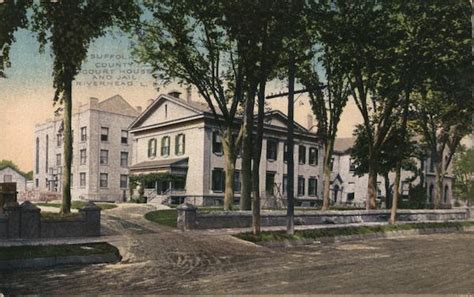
[130,157,189,173]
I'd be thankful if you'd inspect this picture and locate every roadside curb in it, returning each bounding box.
[259,225,474,248]
[0,252,121,270]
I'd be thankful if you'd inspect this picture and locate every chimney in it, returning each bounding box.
[307,114,314,131]
[186,86,192,103]
[168,90,182,98]
[136,106,142,113]
[147,99,154,107]
[89,97,99,110]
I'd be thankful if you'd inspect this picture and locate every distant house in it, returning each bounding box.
[0,166,27,192]
[129,91,324,206]
[331,137,454,207]
[33,95,140,202]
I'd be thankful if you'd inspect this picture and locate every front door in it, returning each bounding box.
[266,172,275,196]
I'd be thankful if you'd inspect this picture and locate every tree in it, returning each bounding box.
[411,0,471,209]
[32,0,140,214]
[453,147,474,206]
[298,40,350,210]
[0,160,30,179]
[0,0,28,78]
[135,0,262,211]
[321,0,407,209]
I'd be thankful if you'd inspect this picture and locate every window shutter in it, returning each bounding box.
[175,135,179,155]
[182,134,185,154]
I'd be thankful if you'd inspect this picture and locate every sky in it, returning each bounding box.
[0,27,362,173]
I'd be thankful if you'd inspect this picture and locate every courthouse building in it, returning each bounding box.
[129,92,324,206]
[33,95,140,202]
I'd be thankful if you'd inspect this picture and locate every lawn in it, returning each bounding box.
[41,212,82,220]
[36,201,117,210]
[0,242,120,261]
[234,221,474,243]
[144,207,224,228]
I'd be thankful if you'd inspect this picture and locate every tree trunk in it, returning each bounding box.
[240,94,254,211]
[60,78,72,214]
[321,140,332,210]
[389,164,401,224]
[367,164,377,209]
[252,83,265,235]
[434,162,443,209]
[222,128,236,211]
[286,54,295,235]
[383,171,391,210]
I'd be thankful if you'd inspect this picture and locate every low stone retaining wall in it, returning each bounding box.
[0,201,101,239]
[0,253,120,270]
[177,204,472,230]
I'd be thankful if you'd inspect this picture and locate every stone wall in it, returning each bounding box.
[177,204,471,230]
[0,201,101,239]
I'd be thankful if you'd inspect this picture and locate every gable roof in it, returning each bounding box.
[260,110,309,133]
[129,94,208,129]
[334,137,356,155]
[0,166,28,179]
[99,95,140,117]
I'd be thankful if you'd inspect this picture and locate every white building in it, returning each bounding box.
[331,137,454,207]
[33,95,140,202]
[129,92,324,206]
[0,166,27,192]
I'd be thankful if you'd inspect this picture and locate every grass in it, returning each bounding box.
[144,207,224,228]
[234,221,474,243]
[41,212,82,221]
[36,201,117,210]
[0,242,120,261]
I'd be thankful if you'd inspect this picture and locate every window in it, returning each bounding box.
[233,171,241,193]
[35,178,39,188]
[120,175,128,189]
[3,175,12,182]
[349,158,356,172]
[56,154,61,166]
[299,145,306,164]
[282,175,288,195]
[80,149,87,165]
[121,130,128,144]
[308,177,317,196]
[212,131,223,154]
[80,127,87,142]
[429,156,435,172]
[266,139,278,161]
[161,136,170,156]
[148,138,157,157]
[100,173,108,188]
[309,147,318,165]
[80,173,86,187]
[57,133,62,147]
[120,152,129,167]
[45,135,49,173]
[70,173,73,188]
[175,134,185,155]
[265,172,276,195]
[283,143,288,163]
[100,150,109,165]
[35,137,40,174]
[211,168,225,192]
[347,192,355,202]
[101,127,109,142]
[297,176,305,196]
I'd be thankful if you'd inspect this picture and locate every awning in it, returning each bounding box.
[130,157,188,175]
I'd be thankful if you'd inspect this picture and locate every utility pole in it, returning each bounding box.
[287,52,296,236]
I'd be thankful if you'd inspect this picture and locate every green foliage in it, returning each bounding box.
[0,159,31,179]
[235,221,474,243]
[31,0,141,102]
[453,147,474,204]
[398,184,427,209]
[0,0,28,78]
[0,242,120,261]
